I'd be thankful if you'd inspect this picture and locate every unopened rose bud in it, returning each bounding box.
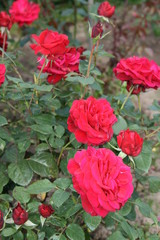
[0,210,4,229]
[97,1,115,18]
[38,204,54,218]
[91,21,103,38]
[12,203,28,225]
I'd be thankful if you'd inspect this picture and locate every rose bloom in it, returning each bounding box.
[113,56,160,94]
[0,64,6,86]
[0,11,12,30]
[9,0,40,27]
[38,204,54,218]
[38,47,80,84]
[67,147,133,217]
[12,203,28,225]
[30,29,69,56]
[67,96,117,145]
[117,129,143,157]
[92,21,103,38]
[0,210,4,229]
[0,32,8,55]
[97,1,115,18]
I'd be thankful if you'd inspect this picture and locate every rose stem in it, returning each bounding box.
[86,44,95,78]
[57,137,75,167]
[120,85,134,111]
[144,126,160,139]
[94,39,100,65]
[2,32,7,59]
[138,94,141,112]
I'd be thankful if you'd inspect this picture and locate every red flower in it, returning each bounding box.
[0,210,4,229]
[67,147,133,217]
[30,29,69,56]
[12,203,28,225]
[38,204,54,218]
[38,47,80,84]
[97,1,115,18]
[0,64,6,86]
[91,21,103,38]
[0,32,8,55]
[67,96,117,145]
[117,129,143,157]
[0,11,12,30]
[113,56,160,94]
[9,0,40,27]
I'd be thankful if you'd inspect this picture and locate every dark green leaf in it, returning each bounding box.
[27,179,54,194]
[51,189,70,208]
[13,186,30,203]
[66,224,85,240]
[83,212,101,231]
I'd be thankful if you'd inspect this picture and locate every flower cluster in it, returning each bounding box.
[30,29,82,84]
[114,56,160,94]
[9,0,40,26]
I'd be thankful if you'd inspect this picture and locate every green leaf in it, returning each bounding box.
[27,230,37,240]
[0,138,6,152]
[0,166,9,193]
[65,204,82,219]
[0,127,13,141]
[18,139,30,153]
[66,224,85,240]
[83,212,101,231]
[32,114,55,126]
[53,178,72,190]
[119,202,132,216]
[121,221,138,240]
[2,228,17,237]
[148,176,160,193]
[13,231,24,240]
[48,217,67,228]
[49,134,65,149]
[108,231,127,240]
[28,152,58,178]
[134,141,152,173]
[8,160,33,186]
[66,75,95,86]
[113,115,127,135]
[0,115,8,126]
[27,179,54,194]
[7,75,22,84]
[36,143,49,152]
[35,85,53,92]
[51,189,70,208]
[13,186,30,203]
[31,124,53,135]
[55,125,65,138]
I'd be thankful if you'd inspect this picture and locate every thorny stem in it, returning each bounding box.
[144,127,160,139]
[57,137,75,166]
[120,85,134,111]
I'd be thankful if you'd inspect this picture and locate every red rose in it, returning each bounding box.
[9,0,40,27]
[0,210,4,229]
[113,56,160,94]
[38,47,80,84]
[0,64,6,86]
[0,11,12,30]
[97,1,115,18]
[30,29,69,56]
[117,129,143,157]
[12,203,28,225]
[91,21,103,38]
[0,32,8,55]
[67,96,117,145]
[67,147,133,217]
[38,204,54,218]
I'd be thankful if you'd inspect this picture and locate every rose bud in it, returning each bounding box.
[0,210,4,229]
[97,1,115,18]
[38,204,54,218]
[12,203,28,225]
[91,21,103,38]
[0,11,12,30]
[117,129,143,157]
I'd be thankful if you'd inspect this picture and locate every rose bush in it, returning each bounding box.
[0,0,159,239]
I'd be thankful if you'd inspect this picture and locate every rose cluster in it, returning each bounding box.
[30,29,83,84]
[114,56,160,94]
